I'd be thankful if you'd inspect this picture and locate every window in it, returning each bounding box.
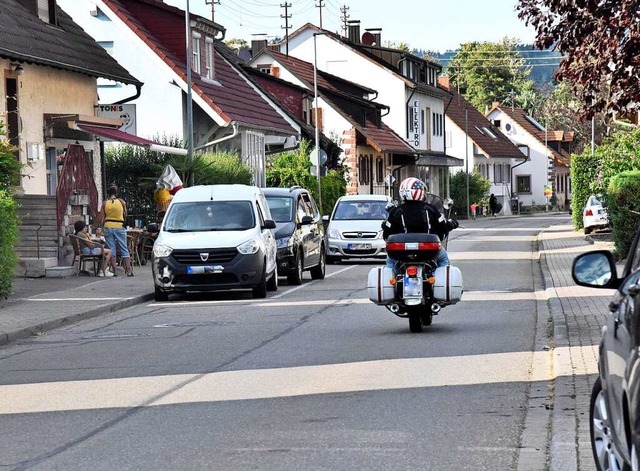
[493,119,501,128]
[192,31,201,74]
[358,155,370,185]
[376,157,384,183]
[517,175,532,194]
[204,37,214,79]
[494,164,503,183]
[421,109,425,135]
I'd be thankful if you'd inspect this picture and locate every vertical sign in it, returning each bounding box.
[413,100,420,147]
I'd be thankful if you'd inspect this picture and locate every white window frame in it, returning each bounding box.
[192,31,201,74]
[204,37,214,79]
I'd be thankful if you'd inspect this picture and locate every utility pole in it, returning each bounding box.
[185,0,194,185]
[340,5,349,37]
[281,3,292,56]
[205,0,220,24]
[315,0,325,30]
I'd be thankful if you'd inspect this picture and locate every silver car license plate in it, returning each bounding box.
[347,243,372,250]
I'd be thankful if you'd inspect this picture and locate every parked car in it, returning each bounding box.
[323,194,391,263]
[583,194,611,235]
[152,185,278,301]
[262,186,325,285]
[571,223,640,471]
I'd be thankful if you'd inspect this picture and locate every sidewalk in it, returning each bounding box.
[0,264,154,346]
[0,219,614,471]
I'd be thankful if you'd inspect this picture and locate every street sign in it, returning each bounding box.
[310,148,327,167]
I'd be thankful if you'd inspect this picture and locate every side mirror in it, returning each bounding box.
[322,215,330,222]
[262,219,277,230]
[300,215,313,225]
[571,250,619,289]
[443,198,454,210]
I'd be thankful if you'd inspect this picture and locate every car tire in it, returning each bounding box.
[266,266,278,291]
[154,286,169,302]
[287,251,304,285]
[590,376,630,471]
[327,256,341,265]
[585,226,593,235]
[253,266,268,298]
[310,246,326,280]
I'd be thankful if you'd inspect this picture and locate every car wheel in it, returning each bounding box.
[287,251,303,285]
[154,286,169,302]
[310,246,326,280]
[591,377,630,471]
[267,266,278,291]
[253,266,267,298]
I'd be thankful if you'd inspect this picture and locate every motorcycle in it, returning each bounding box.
[367,195,463,333]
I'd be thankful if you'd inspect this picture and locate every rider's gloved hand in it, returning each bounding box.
[447,218,459,230]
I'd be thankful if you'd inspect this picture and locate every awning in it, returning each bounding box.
[75,124,187,156]
[414,153,464,167]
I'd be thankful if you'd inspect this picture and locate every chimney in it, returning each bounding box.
[365,28,382,46]
[438,76,450,90]
[347,20,361,44]
[251,39,268,56]
[492,101,500,109]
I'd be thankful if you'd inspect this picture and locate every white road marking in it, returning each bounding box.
[271,265,357,299]
[0,347,590,415]
[26,297,133,302]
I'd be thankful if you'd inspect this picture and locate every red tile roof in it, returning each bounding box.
[446,89,524,159]
[102,0,295,134]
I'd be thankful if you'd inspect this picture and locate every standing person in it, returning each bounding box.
[470,202,477,220]
[74,220,114,277]
[95,185,134,277]
[489,193,498,216]
[382,177,458,269]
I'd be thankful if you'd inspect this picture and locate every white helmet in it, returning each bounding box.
[399,177,427,201]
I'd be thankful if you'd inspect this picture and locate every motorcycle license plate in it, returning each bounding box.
[403,277,423,297]
[347,243,372,250]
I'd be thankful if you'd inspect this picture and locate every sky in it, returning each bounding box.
[164,0,538,53]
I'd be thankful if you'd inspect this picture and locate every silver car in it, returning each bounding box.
[323,194,391,263]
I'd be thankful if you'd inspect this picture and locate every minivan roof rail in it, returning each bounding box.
[289,185,302,192]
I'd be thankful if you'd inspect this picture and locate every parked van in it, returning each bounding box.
[152,185,278,301]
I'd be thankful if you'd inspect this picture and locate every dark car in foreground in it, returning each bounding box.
[262,186,325,285]
[572,224,640,471]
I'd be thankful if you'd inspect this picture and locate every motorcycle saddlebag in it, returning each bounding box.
[433,265,463,304]
[367,266,396,305]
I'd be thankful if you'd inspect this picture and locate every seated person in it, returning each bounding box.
[74,220,114,277]
[93,226,107,244]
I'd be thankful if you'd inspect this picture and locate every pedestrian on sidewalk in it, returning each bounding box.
[489,194,499,217]
[74,220,113,277]
[95,185,134,277]
[470,202,477,220]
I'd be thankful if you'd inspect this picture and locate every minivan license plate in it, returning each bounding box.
[347,243,372,250]
[187,265,222,274]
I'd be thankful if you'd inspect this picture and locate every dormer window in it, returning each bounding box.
[192,31,201,74]
[204,37,214,79]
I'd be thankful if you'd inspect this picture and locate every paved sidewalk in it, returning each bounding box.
[540,223,616,471]
[0,264,154,346]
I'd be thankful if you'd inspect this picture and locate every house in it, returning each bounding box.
[486,104,572,209]
[278,22,462,197]
[59,0,301,186]
[442,79,528,214]
[248,48,417,195]
[0,0,161,276]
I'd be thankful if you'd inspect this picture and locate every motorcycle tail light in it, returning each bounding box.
[406,266,418,277]
[418,242,441,251]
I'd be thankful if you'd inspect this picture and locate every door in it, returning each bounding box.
[302,192,322,267]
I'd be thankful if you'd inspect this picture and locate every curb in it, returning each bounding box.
[0,293,154,346]
[538,229,578,471]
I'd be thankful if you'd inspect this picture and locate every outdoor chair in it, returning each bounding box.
[69,234,106,276]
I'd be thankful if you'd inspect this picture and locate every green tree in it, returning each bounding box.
[449,171,491,217]
[608,171,640,260]
[0,122,19,296]
[445,39,537,113]
[0,122,21,190]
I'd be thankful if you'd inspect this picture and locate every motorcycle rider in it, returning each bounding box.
[382,177,458,269]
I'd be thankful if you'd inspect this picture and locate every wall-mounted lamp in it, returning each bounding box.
[11,63,24,76]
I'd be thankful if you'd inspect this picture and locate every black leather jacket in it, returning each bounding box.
[382,200,456,242]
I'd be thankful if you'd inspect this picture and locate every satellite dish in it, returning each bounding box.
[361,32,376,45]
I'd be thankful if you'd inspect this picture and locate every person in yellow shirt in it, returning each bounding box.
[95,185,134,276]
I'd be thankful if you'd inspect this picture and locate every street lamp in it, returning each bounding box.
[185,0,194,185]
[313,33,322,213]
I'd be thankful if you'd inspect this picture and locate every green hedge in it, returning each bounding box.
[570,151,600,229]
[0,190,18,297]
[449,171,491,217]
[608,171,640,260]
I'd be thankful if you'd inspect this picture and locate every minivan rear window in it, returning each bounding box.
[164,201,255,231]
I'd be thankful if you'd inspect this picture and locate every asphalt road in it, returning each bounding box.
[0,215,569,470]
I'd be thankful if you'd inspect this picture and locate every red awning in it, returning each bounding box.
[76,124,187,156]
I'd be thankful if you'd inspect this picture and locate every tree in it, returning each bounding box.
[225,38,248,52]
[445,39,538,112]
[517,0,640,118]
[449,171,491,217]
[383,41,411,52]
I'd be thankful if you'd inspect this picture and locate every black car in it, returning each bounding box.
[572,225,640,471]
[262,186,325,284]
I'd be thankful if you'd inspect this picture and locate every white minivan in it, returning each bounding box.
[152,185,278,301]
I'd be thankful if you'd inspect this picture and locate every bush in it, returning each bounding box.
[608,171,640,260]
[449,171,491,217]
[316,169,347,216]
[0,122,21,191]
[0,190,18,297]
